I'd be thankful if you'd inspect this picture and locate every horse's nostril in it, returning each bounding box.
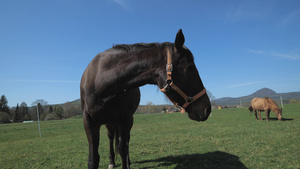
[205,106,211,116]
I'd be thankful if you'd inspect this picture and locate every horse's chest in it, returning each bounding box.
[89,107,127,124]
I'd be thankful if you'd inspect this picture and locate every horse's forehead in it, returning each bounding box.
[184,49,195,62]
[173,46,194,60]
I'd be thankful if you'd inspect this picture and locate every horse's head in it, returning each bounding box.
[275,108,283,120]
[159,29,211,122]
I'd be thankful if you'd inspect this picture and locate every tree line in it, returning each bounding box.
[0,95,82,124]
[0,90,222,123]
[0,95,177,124]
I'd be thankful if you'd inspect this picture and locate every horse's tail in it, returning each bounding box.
[248,106,253,115]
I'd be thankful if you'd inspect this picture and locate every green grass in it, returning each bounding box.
[1,104,299,169]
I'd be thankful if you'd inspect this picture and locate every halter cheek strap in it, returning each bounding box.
[160,81,206,109]
[160,49,206,109]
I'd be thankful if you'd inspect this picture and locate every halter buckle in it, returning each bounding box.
[186,97,193,103]
[166,79,173,85]
[166,63,173,72]
[160,80,173,93]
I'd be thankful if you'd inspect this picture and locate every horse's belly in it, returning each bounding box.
[253,104,266,111]
[85,88,140,124]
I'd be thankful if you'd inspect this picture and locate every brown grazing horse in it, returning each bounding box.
[80,29,211,169]
[249,97,282,121]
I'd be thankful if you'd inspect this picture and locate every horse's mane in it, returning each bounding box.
[265,97,279,108]
[112,42,173,53]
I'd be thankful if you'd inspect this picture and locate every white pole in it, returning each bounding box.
[37,104,42,137]
[280,96,283,108]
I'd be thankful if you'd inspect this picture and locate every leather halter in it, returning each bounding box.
[160,49,206,109]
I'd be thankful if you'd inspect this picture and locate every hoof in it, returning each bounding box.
[108,164,114,169]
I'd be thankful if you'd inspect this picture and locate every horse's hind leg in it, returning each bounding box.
[106,124,116,169]
[84,112,101,169]
[254,110,259,120]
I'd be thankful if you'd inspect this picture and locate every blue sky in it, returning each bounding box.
[1,0,299,107]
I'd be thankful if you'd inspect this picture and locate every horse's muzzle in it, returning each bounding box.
[201,106,211,121]
[188,105,211,122]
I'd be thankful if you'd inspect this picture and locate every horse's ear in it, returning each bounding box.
[175,29,185,51]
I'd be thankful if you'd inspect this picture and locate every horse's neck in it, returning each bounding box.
[270,104,279,111]
[267,100,278,111]
[96,48,165,97]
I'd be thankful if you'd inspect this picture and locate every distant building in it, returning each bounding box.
[166,107,181,113]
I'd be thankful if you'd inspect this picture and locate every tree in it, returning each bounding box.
[0,112,10,123]
[36,103,46,120]
[54,106,64,119]
[0,95,10,114]
[14,103,23,122]
[290,99,300,104]
[32,99,47,120]
[44,113,57,121]
[32,99,48,107]
[63,102,82,118]
[206,90,216,101]
[20,102,30,120]
[48,106,53,114]
[143,102,156,114]
[207,90,217,107]
[37,103,44,116]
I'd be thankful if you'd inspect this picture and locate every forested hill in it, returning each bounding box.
[214,88,300,106]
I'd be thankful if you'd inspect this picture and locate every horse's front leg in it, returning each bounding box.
[84,113,101,169]
[118,117,133,169]
[119,131,131,169]
[266,110,270,121]
[106,124,116,169]
[258,111,262,120]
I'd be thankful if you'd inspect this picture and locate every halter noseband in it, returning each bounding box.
[160,50,206,109]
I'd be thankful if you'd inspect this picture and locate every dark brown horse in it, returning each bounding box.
[249,97,282,121]
[80,29,211,169]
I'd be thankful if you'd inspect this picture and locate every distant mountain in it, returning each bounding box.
[214,88,300,106]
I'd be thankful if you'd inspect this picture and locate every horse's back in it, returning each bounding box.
[251,97,266,111]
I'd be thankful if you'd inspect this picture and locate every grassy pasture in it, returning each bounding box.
[1,104,299,169]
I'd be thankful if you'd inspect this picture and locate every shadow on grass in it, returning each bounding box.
[262,118,293,121]
[134,151,247,169]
